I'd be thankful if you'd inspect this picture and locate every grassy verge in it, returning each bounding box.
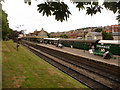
[0,40,2,89]
[2,40,89,88]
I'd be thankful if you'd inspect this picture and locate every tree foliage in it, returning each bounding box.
[102,31,113,40]
[103,1,120,22]
[37,1,104,21]
[8,30,20,42]
[60,34,68,38]
[1,0,120,22]
[0,3,16,40]
[75,2,103,16]
[36,1,120,22]
[94,28,102,32]
[1,8,13,40]
[37,2,71,22]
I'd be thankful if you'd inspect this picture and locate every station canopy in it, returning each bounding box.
[98,40,120,45]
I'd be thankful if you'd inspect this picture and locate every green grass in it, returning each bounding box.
[2,40,89,88]
[0,40,2,89]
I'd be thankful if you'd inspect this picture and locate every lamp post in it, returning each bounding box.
[83,29,85,53]
[21,29,27,37]
[15,24,26,37]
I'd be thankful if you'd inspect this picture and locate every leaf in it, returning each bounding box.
[37,2,71,22]
[76,2,85,11]
[92,2,98,6]
[28,2,31,5]
[103,2,119,13]
[37,2,52,16]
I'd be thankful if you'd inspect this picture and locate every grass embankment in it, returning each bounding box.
[2,40,89,88]
[0,40,2,89]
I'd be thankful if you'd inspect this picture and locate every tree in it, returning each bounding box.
[1,0,120,22]
[8,30,20,42]
[1,4,13,40]
[37,1,103,22]
[102,31,113,40]
[24,0,120,22]
[60,34,68,38]
[94,28,102,32]
[46,32,51,38]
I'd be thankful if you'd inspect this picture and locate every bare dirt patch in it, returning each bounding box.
[47,68,63,77]
[12,76,26,88]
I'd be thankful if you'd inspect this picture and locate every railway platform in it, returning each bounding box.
[38,43,120,66]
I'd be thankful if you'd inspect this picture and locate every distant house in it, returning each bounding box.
[93,32,120,40]
[18,34,24,38]
[49,24,120,39]
[110,25,120,32]
[85,32,102,40]
[27,28,48,38]
[112,32,120,40]
[36,28,48,38]
[95,33,102,40]
[69,33,79,38]
[103,24,120,32]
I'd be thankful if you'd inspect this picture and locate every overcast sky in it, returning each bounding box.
[2,0,118,34]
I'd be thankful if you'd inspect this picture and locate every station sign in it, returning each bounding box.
[96,45,110,49]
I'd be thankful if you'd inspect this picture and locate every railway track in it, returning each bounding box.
[21,41,120,89]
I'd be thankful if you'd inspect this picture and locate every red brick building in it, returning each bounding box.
[104,24,120,32]
[110,25,120,32]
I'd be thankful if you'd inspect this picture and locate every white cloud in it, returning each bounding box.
[2,0,118,34]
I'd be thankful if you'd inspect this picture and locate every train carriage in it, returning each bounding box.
[22,36,44,43]
[59,39,98,50]
[21,37,120,55]
[44,38,60,45]
[97,40,120,55]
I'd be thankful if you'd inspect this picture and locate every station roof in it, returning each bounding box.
[44,38,60,40]
[98,40,120,45]
[60,39,98,43]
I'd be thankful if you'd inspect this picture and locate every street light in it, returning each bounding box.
[15,24,24,31]
[83,29,85,53]
[15,25,27,37]
[21,29,27,37]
